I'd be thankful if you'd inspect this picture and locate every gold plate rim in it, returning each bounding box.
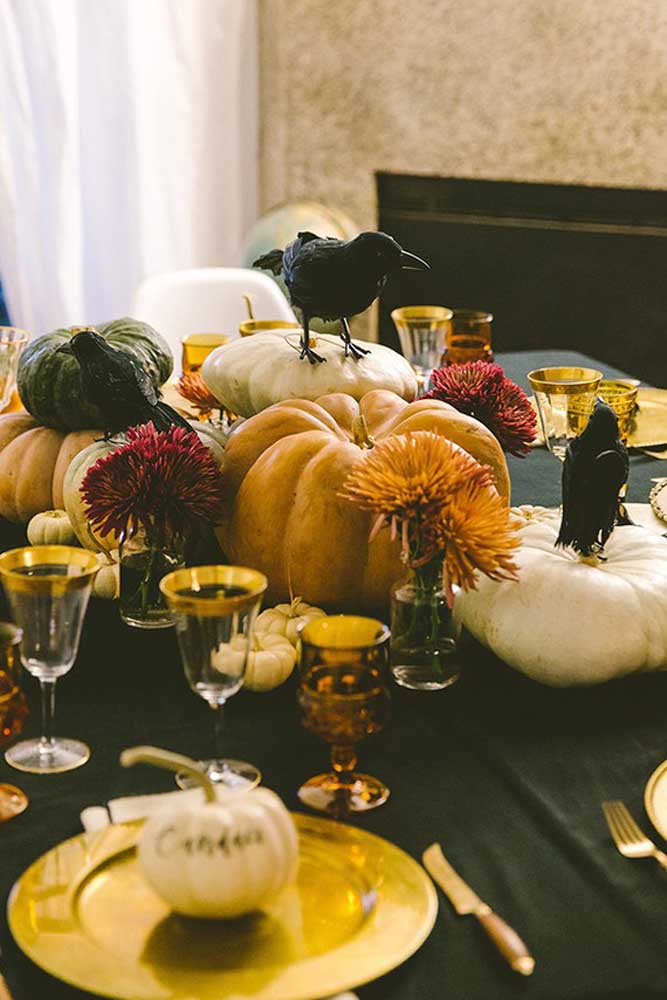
[644,759,667,839]
[8,812,438,1000]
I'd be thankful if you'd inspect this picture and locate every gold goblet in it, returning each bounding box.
[297,616,391,817]
[160,565,267,790]
[391,306,453,389]
[568,379,639,444]
[0,546,99,774]
[527,367,603,461]
[181,333,230,374]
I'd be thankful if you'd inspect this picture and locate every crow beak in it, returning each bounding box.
[57,343,74,355]
[399,250,430,271]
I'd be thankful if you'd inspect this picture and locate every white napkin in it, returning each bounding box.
[80,791,359,1000]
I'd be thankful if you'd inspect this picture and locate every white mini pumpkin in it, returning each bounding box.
[213,633,297,692]
[455,506,667,686]
[201,331,418,417]
[121,746,298,919]
[255,597,326,646]
[27,509,77,546]
[92,550,119,600]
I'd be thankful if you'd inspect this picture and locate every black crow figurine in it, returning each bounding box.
[253,230,429,364]
[556,398,629,558]
[59,328,191,437]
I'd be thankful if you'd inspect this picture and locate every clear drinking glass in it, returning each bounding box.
[0,546,99,774]
[527,367,603,461]
[160,565,267,790]
[0,327,28,411]
[391,306,453,387]
[297,616,391,817]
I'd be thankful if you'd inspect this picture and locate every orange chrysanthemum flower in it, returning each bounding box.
[177,373,221,413]
[340,430,520,603]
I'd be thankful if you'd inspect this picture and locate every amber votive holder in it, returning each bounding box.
[0,622,27,747]
[181,334,230,375]
[440,309,494,367]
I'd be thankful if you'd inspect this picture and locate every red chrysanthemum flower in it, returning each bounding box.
[424,361,537,456]
[81,422,225,538]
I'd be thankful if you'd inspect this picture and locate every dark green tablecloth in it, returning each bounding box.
[2,350,667,1000]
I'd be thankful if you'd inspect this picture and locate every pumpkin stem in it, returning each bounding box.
[352,415,375,449]
[578,554,601,567]
[120,745,217,803]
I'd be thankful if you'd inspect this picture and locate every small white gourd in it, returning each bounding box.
[254,597,326,646]
[212,633,297,692]
[92,550,119,600]
[121,746,298,919]
[27,509,77,546]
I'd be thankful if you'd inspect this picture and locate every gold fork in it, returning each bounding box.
[602,800,667,870]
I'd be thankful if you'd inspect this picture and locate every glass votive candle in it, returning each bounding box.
[181,334,230,375]
[441,309,493,367]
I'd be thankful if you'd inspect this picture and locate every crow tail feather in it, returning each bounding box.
[252,248,284,275]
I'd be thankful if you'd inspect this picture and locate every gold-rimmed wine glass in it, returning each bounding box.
[0,546,99,774]
[0,327,28,412]
[391,306,453,390]
[297,615,391,817]
[160,565,267,790]
[527,367,603,461]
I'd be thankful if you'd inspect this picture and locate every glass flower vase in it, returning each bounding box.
[119,520,185,629]
[389,569,461,691]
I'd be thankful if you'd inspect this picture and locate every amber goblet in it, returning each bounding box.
[527,367,603,462]
[297,616,391,817]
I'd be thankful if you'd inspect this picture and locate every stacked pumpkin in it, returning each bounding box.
[200,335,511,615]
[0,320,176,598]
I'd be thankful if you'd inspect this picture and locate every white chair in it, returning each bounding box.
[131,267,297,361]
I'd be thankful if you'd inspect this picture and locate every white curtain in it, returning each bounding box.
[0,0,258,334]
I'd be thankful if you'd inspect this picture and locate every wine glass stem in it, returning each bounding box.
[330,744,357,785]
[39,678,57,754]
[211,700,226,761]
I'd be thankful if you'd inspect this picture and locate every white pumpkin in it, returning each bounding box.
[255,597,326,646]
[121,746,298,919]
[201,331,418,417]
[455,506,667,686]
[92,550,119,599]
[213,632,297,692]
[27,509,77,546]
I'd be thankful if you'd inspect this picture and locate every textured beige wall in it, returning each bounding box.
[259,0,667,229]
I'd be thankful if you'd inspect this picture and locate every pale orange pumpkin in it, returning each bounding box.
[0,413,100,522]
[217,390,510,613]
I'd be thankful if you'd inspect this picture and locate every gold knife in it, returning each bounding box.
[422,843,535,976]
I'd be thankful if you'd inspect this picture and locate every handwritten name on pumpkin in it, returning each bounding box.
[156,825,265,859]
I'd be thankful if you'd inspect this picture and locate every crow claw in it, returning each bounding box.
[299,343,326,364]
[343,339,371,361]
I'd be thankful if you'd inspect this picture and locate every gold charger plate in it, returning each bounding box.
[529,387,667,449]
[8,812,437,1000]
[644,760,667,840]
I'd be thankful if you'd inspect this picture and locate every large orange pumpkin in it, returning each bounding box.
[217,390,510,613]
[0,413,100,522]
